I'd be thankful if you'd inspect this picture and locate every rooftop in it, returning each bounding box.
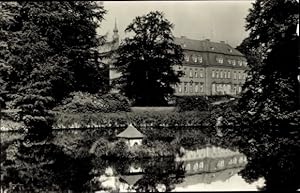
[174,36,244,57]
[116,123,144,139]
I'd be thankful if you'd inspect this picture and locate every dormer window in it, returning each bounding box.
[184,54,189,62]
[198,56,203,63]
[210,47,215,51]
[216,57,223,64]
[228,59,232,65]
[238,60,242,66]
[229,49,233,53]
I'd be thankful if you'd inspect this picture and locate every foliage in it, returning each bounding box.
[54,92,131,113]
[0,2,108,192]
[114,11,184,106]
[219,0,300,190]
[0,2,108,104]
[175,96,211,112]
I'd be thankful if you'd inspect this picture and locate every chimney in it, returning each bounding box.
[205,39,210,41]
[220,41,225,43]
[181,36,187,39]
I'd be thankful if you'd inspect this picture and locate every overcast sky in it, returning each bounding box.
[97,1,254,47]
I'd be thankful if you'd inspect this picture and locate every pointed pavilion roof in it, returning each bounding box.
[120,174,143,186]
[117,123,144,139]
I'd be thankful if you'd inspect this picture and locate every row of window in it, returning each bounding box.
[212,83,242,95]
[212,70,246,80]
[183,53,247,67]
[176,82,204,93]
[184,54,203,63]
[185,156,247,172]
[181,68,204,78]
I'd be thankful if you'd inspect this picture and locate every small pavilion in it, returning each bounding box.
[116,123,144,147]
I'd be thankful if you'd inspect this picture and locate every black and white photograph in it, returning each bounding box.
[0,0,299,192]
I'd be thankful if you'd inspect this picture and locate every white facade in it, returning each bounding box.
[127,139,143,147]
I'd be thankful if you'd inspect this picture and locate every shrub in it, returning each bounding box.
[54,92,131,113]
[175,96,211,112]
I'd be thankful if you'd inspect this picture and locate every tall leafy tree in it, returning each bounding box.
[0,2,107,192]
[216,0,300,191]
[0,1,108,104]
[114,11,183,106]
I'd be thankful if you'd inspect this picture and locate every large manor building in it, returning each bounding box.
[173,36,248,96]
[100,23,248,96]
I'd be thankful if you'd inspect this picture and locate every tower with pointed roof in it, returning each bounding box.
[112,18,119,50]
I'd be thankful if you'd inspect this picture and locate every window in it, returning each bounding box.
[184,54,189,62]
[195,71,198,78]
[189,69,193,78]
[224,71,227,79]
[233,85,237,94]
[195,83,199,93]
[217,160,225,168]
[186,164,191,171]
[228,59,232,65]
[216,70,219,78]
[238,86,242,93]
[212,84,216,93]
[184,83,188,93]
[233,71,236,79]
[227,71,231,78]
[243,73,247,79]
[200,69,203,78]
[232,60,236,66]
[217,57,223,64]
[200,83,204,92]
[220,70,223,78]
[189,82,193,93]
[199,161,204,169]
[239,157,244,164]
[182,68,186,77]
[212,70,215,78]
[243,61,248,67]
[178,83,182,93]
[238,60,242,66]
[192,55,197,62]
[198,56,203,63]
[238,72,242,80]
[233,157,237,164]
[193,163,198,171]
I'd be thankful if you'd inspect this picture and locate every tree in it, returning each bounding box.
[114,11,183,106]
[0,2,107,192]
[217,0,300,191]
[0,1,108,104]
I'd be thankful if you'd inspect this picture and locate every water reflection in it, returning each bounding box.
[93,146,264,192]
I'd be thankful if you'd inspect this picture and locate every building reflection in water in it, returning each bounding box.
[95,146,252,192]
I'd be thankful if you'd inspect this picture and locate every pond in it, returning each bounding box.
[92,146,265,192]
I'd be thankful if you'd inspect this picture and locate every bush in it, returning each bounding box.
[175,96,211,112]
[54,92,131,113]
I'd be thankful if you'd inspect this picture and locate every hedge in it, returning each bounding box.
[53,111,210,129]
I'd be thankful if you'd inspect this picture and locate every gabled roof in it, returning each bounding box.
[174,37,244,57]
[117,124,144,139]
